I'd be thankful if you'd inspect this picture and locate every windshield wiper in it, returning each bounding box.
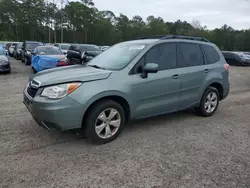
[88,65,105,70]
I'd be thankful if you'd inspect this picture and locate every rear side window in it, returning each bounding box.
[202,45,220,64]
[178,43,204,67]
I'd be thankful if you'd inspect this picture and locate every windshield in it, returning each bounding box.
[88,42,147,70]
[27,43,41,50]
[60,44,70,50]
[80,45,100,52]
[37,46,63,55]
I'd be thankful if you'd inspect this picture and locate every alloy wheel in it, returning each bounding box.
[204,91,218,113]
[95,108,121,139]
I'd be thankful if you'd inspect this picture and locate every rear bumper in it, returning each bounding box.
[222,83,230,100]
[23,89,86,131]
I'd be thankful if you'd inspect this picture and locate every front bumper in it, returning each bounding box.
[23,88,86,131]
[0,63,11,72]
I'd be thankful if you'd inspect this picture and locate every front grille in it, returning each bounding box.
[27,84,38,98]
[0,64,10,69]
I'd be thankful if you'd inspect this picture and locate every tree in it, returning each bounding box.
[0,0,249,51]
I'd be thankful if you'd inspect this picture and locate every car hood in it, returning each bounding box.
[0,55,8,62]
[30,65,113,87]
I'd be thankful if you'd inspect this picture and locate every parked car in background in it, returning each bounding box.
[100,46,110,51]
[21,41,43,65]
[23,35,230,144]
[31,45,69,73]
[4,42,11,55]
[222,51,250,66]
[54,43,71,55]
[8,42,18,57]
[0,47,11,73]
[13,42,23,60]
[67,44,102,64]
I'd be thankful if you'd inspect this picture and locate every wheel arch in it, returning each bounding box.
[82,94,131,127]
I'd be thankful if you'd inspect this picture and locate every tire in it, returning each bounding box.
[21,57,24,62]
[195,86,219,117]
[83,100,126,144]
[32,67,37,74]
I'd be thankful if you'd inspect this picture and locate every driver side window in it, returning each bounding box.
[132,43,177,74]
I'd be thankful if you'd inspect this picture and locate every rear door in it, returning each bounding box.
[177,42,206,110]
[132,43,182,118]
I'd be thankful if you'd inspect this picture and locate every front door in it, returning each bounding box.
[131,43,182,118]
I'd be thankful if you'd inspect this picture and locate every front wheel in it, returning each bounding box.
[195,86,219,117]
[84,100,125,144]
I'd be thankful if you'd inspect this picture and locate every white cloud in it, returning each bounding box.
[93,0,250,30]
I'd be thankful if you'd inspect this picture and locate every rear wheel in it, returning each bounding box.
[84,100,125,144]
[195,86,219,117]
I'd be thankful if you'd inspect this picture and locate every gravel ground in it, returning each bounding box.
[0,58,250,188]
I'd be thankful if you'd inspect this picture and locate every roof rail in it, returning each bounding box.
[160,35,210,42]
[134,35,165,40]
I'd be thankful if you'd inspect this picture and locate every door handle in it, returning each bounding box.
[171,74,180,79]
[204,69,210,73]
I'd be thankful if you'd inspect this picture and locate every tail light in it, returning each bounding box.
[224,63,230,72]
[56,58,69,67]
[56,61,68,67]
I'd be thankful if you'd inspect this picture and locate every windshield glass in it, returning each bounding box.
[88,42,147,70]
[80,45,100,52]
[27,43,41,50]
[60,44,70,50]
[37,46,63,55]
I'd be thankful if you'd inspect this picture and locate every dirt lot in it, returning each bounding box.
[0,58,250,188]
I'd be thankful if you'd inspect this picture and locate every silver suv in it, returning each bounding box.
[23,35,230,144]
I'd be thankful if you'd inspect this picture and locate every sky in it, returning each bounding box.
[92,0,250,30]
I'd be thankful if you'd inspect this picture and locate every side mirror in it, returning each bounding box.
[141,63,159,78]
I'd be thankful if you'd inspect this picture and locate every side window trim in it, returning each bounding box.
[199,44,209,65]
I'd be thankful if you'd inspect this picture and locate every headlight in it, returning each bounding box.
[41,82,82,99]
[26,51,31,55]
